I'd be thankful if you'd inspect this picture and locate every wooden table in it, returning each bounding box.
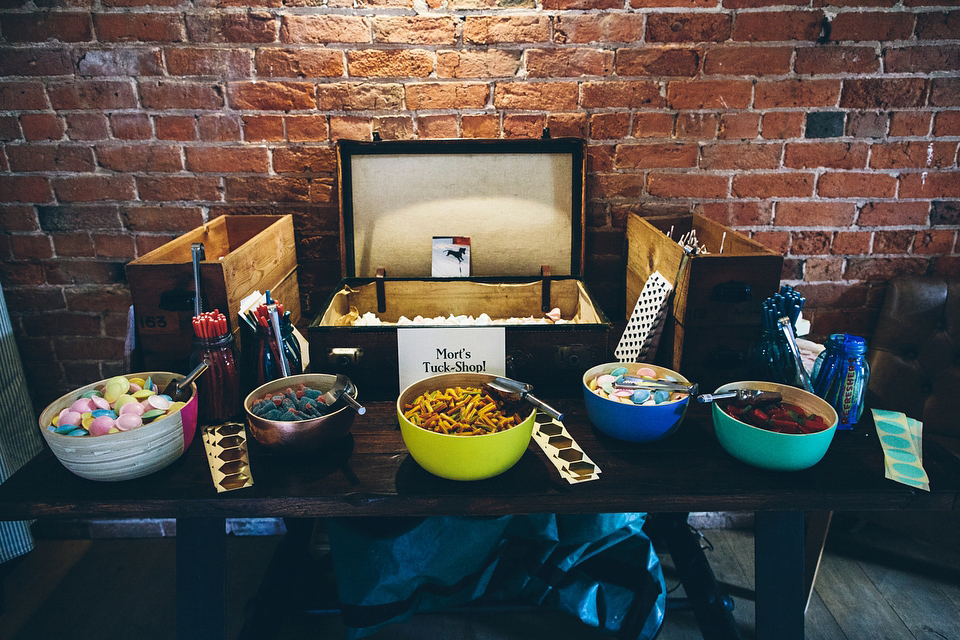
[1,400,957,640]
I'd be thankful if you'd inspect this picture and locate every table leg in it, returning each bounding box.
[755,511,804,640]
[177,517,226,640]
[804,510,833,613]
[239,518,316,640]
[648,513,742,640]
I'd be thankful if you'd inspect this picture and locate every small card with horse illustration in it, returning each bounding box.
[432,237,471,277]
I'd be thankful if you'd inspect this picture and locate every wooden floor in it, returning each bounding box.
[2,516,959,640]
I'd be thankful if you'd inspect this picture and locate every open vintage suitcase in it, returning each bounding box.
[308,139,612,400]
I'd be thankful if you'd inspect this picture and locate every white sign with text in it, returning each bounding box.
[396,326,506,393]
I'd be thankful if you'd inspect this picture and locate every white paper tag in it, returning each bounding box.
[397,326,506,393]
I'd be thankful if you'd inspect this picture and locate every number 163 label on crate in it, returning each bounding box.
[397,327,506,393]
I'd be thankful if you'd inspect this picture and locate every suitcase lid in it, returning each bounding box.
[337,138,586,279]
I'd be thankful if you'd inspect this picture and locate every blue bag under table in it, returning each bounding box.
[328,512,666,639]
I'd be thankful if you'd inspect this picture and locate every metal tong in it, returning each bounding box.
[778,316,815,394]
[696,389,783,407]
[614,376,699,396]
[485,377,564,421]
[267,303,290,378]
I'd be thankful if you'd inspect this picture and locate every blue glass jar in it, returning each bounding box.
[749,328,804,387]
[811,334,842,386]
[811,334,869,430]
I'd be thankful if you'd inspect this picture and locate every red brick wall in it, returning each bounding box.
[1,0,958,406]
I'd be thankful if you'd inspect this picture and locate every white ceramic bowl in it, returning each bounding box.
[38,372,198,481]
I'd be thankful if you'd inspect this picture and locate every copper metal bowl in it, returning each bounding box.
[244,373,359,453]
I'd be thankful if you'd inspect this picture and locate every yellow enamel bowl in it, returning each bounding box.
[244,373,359,454]
[38,372,198,482]
[397,373,536,481]
[711,381,839,471]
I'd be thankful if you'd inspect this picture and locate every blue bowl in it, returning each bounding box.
[582,363,692,442]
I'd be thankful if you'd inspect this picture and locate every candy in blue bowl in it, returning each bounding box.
[582,363,694,442]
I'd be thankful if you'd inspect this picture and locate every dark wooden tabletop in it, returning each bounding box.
[1,401,958,521]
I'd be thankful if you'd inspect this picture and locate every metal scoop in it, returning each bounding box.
[321,373,366,415]
[696,389,782,407]
[160,360,209,403]
[485,377,564,421]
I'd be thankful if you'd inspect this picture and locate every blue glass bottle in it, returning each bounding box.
[811,334,869,430]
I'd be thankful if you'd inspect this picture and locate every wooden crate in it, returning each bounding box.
[126,215,300,371]
[626,213,783,391]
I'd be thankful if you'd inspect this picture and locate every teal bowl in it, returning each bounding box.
[582,363,691,442]
[711,381,838,471]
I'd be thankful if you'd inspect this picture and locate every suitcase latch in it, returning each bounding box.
[328,347,363,366]
[555,345,592,369]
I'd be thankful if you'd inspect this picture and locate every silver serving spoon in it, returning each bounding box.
[485,377,564,421]
[321,373,366,415]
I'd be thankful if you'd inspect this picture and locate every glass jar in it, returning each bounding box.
[811,334,870,430]
[190,332,241,423]
[748,328,795,385]
[811,334,843,387]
